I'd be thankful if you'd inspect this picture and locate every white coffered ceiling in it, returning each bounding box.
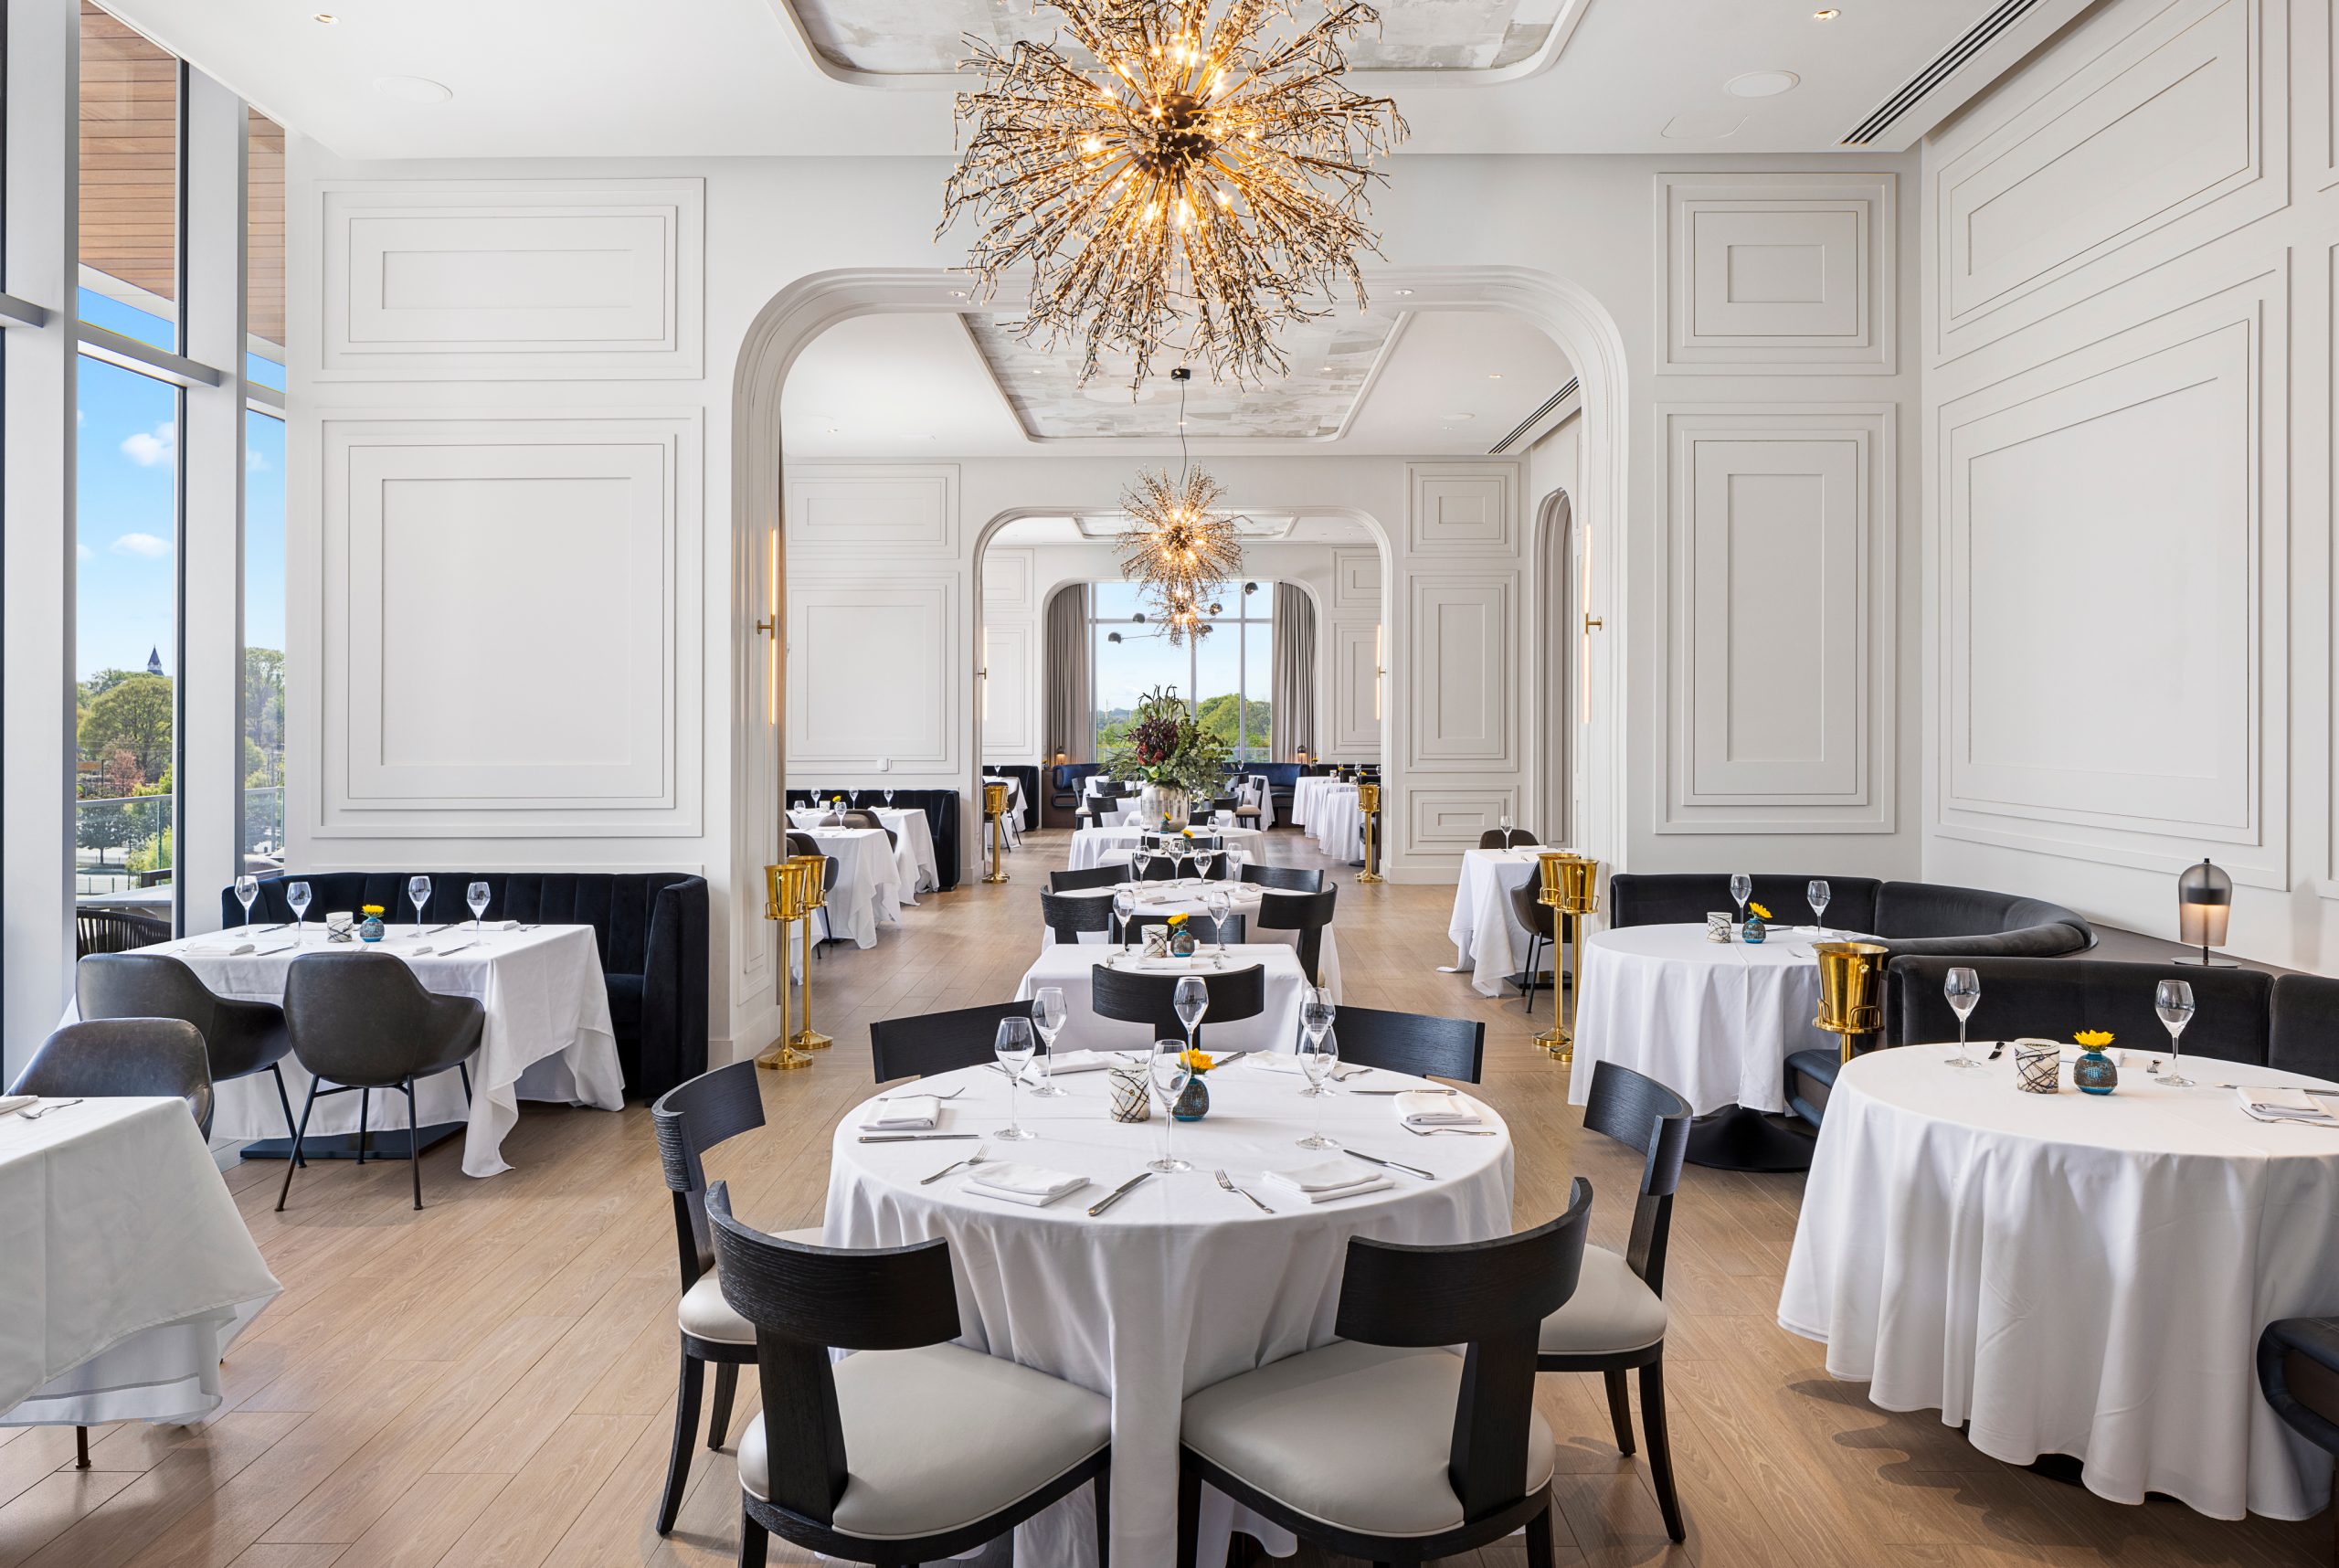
[98,0,2086,160]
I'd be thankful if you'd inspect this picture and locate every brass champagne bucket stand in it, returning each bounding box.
[981,780,1011,885]
[756,861,812,1071]
[785,853,832,1053]
[1355,782,1385,885]
[1678,938,1886,1173]
[1534,853,1597,1062]
[1814,942,1890,1062]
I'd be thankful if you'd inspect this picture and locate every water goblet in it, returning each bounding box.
[2155,979,2196,1087]
[1498,814,1516,850]
[1148,1039,1193,1172]
[1205,891,1232,959]
[993,1017,1037,1141]
[1173,976,1209,1054]
[1807,879,1832,937]
[1030,988,1068,1098]
[407,874,432,938]
[1943,967,1983,1069]
[467,880,491,935]
[286,880,312,944]
[1297,1010,1340,1150]
[1112,887,1137,952]
[1730,873,1752,927]
[234,874,259,938]
[1133,847,1155,884]
[1193,848,1218,884]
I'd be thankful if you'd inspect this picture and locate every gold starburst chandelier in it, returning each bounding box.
[940,0,1407,388]
[1119,366,1243,644]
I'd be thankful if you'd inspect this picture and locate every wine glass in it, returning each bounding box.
[1133,847,1155,884]
[1112,886,1137,952]
[1173,976,1210,1054]
[884,788,895,810]
[1297,1006,1340,1150]
[1498,814,1515,850]
[1730,873,1752,927]
[1030,989,1068,1097]
[2155,979,2196,1087]
[1944,967,1983,1070]
[234,874,259,937]
[1807,879,1832,937]
[1148,1039,1193,1172]
[1192,847,1217,884]
[993,1017,1036,1141]
[1205,890,1232,960]
[407,874,432,938]
[286,880,312,944]
[467,880,491,935]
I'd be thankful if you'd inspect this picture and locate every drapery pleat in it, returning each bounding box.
[1272,583,1316,762]
[1045,583,1093,759]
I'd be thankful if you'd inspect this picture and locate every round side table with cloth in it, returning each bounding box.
[1445,845,1557,997]
[1780,1044,2339,1520]
[1311,787,1366,863]
[821,1059,1515,1566]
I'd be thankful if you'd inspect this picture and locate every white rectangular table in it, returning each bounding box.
[1014,943,1313,1053]
[2,1097,280,1426]
[793,827,904,944]
[72,926,625,1178]
[1066,826,1265,873]
[1446,846,1556,997]
[1041,882,1344,999]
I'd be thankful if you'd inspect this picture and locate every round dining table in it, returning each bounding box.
[1780,1044,2339,1520]
[1040,880,1345,998]
[823,1059,1515,1567]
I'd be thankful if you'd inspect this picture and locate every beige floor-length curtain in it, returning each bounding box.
[1272,583,1317,762]
[1045,583,1094,759]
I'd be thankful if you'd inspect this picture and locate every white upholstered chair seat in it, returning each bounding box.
[1536,1244,1667,1356]
[736,1342,1109,1541]
[1180,1340,1556,1539]
[677,1228,822,1344]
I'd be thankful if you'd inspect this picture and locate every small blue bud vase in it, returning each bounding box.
[2073,1046,2119,1096]
[358,915,386,943]
[1741,916,1767,944]
[1173,1078,1210,1121]
[1170,927,1197,958]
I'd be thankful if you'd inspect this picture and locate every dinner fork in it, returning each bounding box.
[1402,1122,1497,1137]
[1214,1168,1273,1213]
[19,1099,81,1119]
[880,1086,964,1101]
[920,1145,988,1185]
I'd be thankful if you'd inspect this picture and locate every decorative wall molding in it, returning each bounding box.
[982,548,1034,612]
[1929,0,2284,363]
[315,409,703,838]
[1935,270,2285,885]
[1330,620,1381,758]
[317,178,704,381]
[1329,546,1381,609]
[1404,572,1517,771]
[1657,171,1897,374]
[787,574,958,768]
[1404,788,1521,851]
[1662,406,1895,834]
[1406,465,1519,556]
[980,620,1034,759]
[2315,0,2339,191]
[785,463,959,556]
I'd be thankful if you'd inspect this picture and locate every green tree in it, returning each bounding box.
[78,673,174,781]
[1193,693,1271,753]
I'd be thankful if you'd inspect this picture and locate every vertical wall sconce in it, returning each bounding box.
[757,528,778,727]
[1372,622,1384,723]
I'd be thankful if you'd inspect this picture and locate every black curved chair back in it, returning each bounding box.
[1335,1179,1593,1520]
[9,1019,213,1137]
[77,906,170,958]
[2260,1319,2339,1457]
[784,833,841,899]
[869,1000,1039,1082]
[1050,864,1125,893]
[1477,829,1540,850]
[1136,854,1233,882]
[651,1061,765,1293]
[1507,878,1557,940]
[1870,881,2092,957]
[280,952,486,1088]
[1580,1062,1692,1295]
[1328,1005,1485,1083]
[1240,863,1322,893]
[78,952,291,1083]
[1090,962,1265,1047]
[1253,887,1336,984]
[841,810,897,848]
[1884,957,2270,1065]
[1610,874,1881,933]
[1040,891,1117,944]
[2270,974,2339,1082]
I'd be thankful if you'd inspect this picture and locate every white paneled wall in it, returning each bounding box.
[1324,547,1382,763]
[1921,0,2334,966]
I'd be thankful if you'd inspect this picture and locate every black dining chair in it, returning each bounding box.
[1328,1006,1485,1083]
[1508,879,1560,1014]
[1478,827,1540,850]
[785,832,841,950]
[841,809,897,850]
[1040,890,1119,947]
[1253,886,1337,986]
[1175,1180,1595,1567]
[1049,864,1126,894]
[707,1183,1112,1567]
[650,1062,821,1536]
[1240,863,1323,894]
[1537,1061,1692,1542]
[276,952,484,1212]
[74,905,171,958]
[869,1001,1040,1083]
[2259,1318,2339,1503]
[1090,962,1265,1050]
[77,951,302,1158]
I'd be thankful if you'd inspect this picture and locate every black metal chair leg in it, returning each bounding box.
[1175,1457,1201,1568]
[1521,934,1543,1012]
[657,1350,704,1535]
[404,1082,422,1211]
[459,1061,472,1105]
[1093,1462,1110,1564]
[276,1078,320,1212]
[737,1509,767,1568]
[269,1064,303,1167]
[355,1086,369,1164]
[1641,1356,1685,1542]
[74,1425,89,1468]
[706,1362,736,1450]
[1603,1365,1635,1455]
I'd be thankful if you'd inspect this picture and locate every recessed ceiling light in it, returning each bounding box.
[1392,288,1414,297]
[1487,372,1504,379]
[1442,412,1476,421]
[1727,69,1801,98]
[372,74,453,103]
[312,11,338,22]
[1813,7,1839,16]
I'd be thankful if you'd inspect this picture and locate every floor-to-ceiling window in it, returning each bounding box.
[1090,579,1275,761]
[242,108,286,872]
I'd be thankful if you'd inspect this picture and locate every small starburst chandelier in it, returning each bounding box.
[940,0,1406,388]
[1119,367,1242,645]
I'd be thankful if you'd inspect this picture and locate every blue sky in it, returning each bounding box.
[75,288,286,683]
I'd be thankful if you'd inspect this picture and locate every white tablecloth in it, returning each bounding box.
[822,1059,1515,1566]
[1288,775,1350,830]
[1568,923,1834,1116]
[980,772,1026,821]
[1015,944,1314,1053]
[1781,1045,2339,1520]
[1041,883,1344,999]
[1066,826,1265,874]
[790,807,939,900]
[69,927,625,1178]
[1446,846,1555,997]
[1,1097,281,1425]
[1311,786,1366,862]
[795,828,903,946]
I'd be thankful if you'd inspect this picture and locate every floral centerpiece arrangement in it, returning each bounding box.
[1102,685,1231,830]
[1742,901,1773,944]
[358,904,387,943]
[1172,1047,1216,1120]
[2072,1029,2118,1095]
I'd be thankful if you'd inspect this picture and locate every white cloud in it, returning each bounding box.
[76,542,92,562]
[120,419,175,467]
[245,446,270,474]
[110,532,171,558]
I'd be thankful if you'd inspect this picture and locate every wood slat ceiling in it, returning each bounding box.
[248,107,284,353]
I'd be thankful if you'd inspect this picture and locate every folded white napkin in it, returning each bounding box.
[1396,1089,1484,1128]
[1260,1160,1393,1204]
[392,943,435,957]
[190,940,257,957]
[965,1162,1087,1207]
[861,1095,940,1131]
[1249,1052,1310,1075]
[2236,1086,2339,1126]
[471,918,520,932]
[0,1094,37,1117]
[1042,1049,1114,1075]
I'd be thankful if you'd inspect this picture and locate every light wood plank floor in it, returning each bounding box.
[4,829,2328,1568]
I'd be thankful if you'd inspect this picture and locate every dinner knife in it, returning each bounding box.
[856,1132,979,1143]
[1985,1041,2007,1061]
[1086,1171,1154,1215]
[1342,1148,1434,1180]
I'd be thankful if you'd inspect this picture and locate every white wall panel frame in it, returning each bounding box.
[1658,172,1897,374]
[1405,573,1518,770]
[980,620,1035,759]
[784,462,959,556]
[983,547,1034,611]
[1661,407,1896,834]
[1405,788,1523,851]
[787,574,958,768]
[317,178,704,380]
[1329,620,1382,758]
[1330,546,1381,609]
[1406,465,1519,556]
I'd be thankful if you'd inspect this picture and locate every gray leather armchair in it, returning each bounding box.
[77,952,300,1154]
[10,1018,214,1136]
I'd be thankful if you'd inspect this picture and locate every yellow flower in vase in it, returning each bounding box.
[1747,902,1773,921]
[1179,1048,1216,1075]
[2074,1030,2114,1049]
[359,905,385,916]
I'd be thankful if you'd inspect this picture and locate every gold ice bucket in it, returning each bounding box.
[1813,941,1889,1063]
[1537,852,1597,916]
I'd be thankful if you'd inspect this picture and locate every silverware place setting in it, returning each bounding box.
[1402,1122,1498,1137]
[857,1131,979,1143]
[1214,1169,1274,1213]
[921,1144,989,1184]
[1348,1086,1456,1097]
[18,1098,82,1119]
[1341,1147,1433,1179]
[880,1086,965,1101]
[1087,1171,1153,1215]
